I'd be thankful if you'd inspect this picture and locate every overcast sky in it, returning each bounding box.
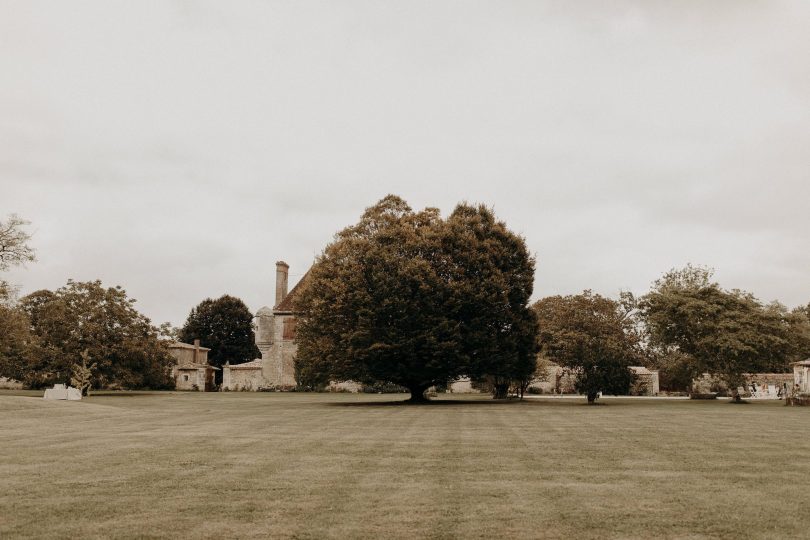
[2,1,808,326]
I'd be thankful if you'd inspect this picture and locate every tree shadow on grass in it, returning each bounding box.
[326,397,566,407]
[89,391,166,397]
[316,394,667,408]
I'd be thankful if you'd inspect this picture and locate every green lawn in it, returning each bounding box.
[1,391,808,539]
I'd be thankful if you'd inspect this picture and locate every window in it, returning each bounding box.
[183,375,189,382]
[282,317,297,340]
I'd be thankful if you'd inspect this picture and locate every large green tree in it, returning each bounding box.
[639,265,795,401]
[295,195,539,402]
[178,295,260,380]
[781,302,810,365]
[19,280,174,389]
[533,291,641,403]
[0,303,35,382]
[0,214,37,381]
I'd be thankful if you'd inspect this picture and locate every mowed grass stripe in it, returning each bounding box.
[1,392,808,539]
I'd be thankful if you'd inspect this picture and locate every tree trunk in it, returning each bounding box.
[587,391,599,404]
[493,383,509,400]
[406,384,430,403]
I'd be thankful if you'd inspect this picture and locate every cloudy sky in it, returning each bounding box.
[2,1,808,326]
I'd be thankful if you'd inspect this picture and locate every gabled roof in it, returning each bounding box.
[274,269,311,313]
[629,366,655,375]
[792,359,810,366]
[176,363,219,371]
[226,359,263,370]
[168,341,211,351]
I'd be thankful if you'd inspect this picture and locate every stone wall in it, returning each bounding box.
[175,369,205,391]
[167,344,209,366]
[226,367,263,391]
[692,372,794,397]
[529,364,577,394]
[0,377,24,390]
[261,314,297,388]
[794,363,810,393]
[327,380,362,392]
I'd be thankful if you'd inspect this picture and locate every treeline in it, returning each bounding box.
[1,280,175,390]
[0,212,175,390]
[293,197,810,402]
[3,206,809,399]
[534,266,810,400]
[0,215,263,391]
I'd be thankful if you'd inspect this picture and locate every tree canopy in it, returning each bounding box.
[0,214,36,273]
[18,280,174,389]
[0,214,38,382]
[0,302,34,383]
[295,195,539,402]
[639,265,802,399]
[533,291,642,403]
[178,295,260,379]
[0,214,36,303]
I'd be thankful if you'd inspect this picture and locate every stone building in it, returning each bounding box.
[256,261,305,389]
[222,261,303,390]
[528,363,579,394]
[629,366,660,396]
[222,261,361,392]
[794,359,810,393]
[221,262,305,390]
[168,340,218,391]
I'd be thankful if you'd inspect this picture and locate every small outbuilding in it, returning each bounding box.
[794,359,810,393]
[629,366,660,396]
[222,359,263,391]
[168,340,218,391]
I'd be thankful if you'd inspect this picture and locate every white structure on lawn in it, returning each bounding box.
[43,384,82,401]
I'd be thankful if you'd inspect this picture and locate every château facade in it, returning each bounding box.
[222,261,303,390]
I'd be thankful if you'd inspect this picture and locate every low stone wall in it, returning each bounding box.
[327,380,362,393]
[0,377,24,390]
[225,368,263,391]
[693,372,794,398]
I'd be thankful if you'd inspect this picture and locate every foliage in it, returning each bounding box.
[477,356,551,399]
[0,214,36,308]
[533,290,641,403]
[70,350,97,396]
[0,214,36,272]
[780,303,810,364]
[19,280,174,389]
[295,195,539,402]
[0,302,36,383]
[650,350,695,392]
[0,216,33,372]
[518,357,553,397]
[178,295,260,379]
[639,265,797,399]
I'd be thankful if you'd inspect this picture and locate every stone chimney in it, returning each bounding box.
[275,261,289,307]
[193,339,200,364]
